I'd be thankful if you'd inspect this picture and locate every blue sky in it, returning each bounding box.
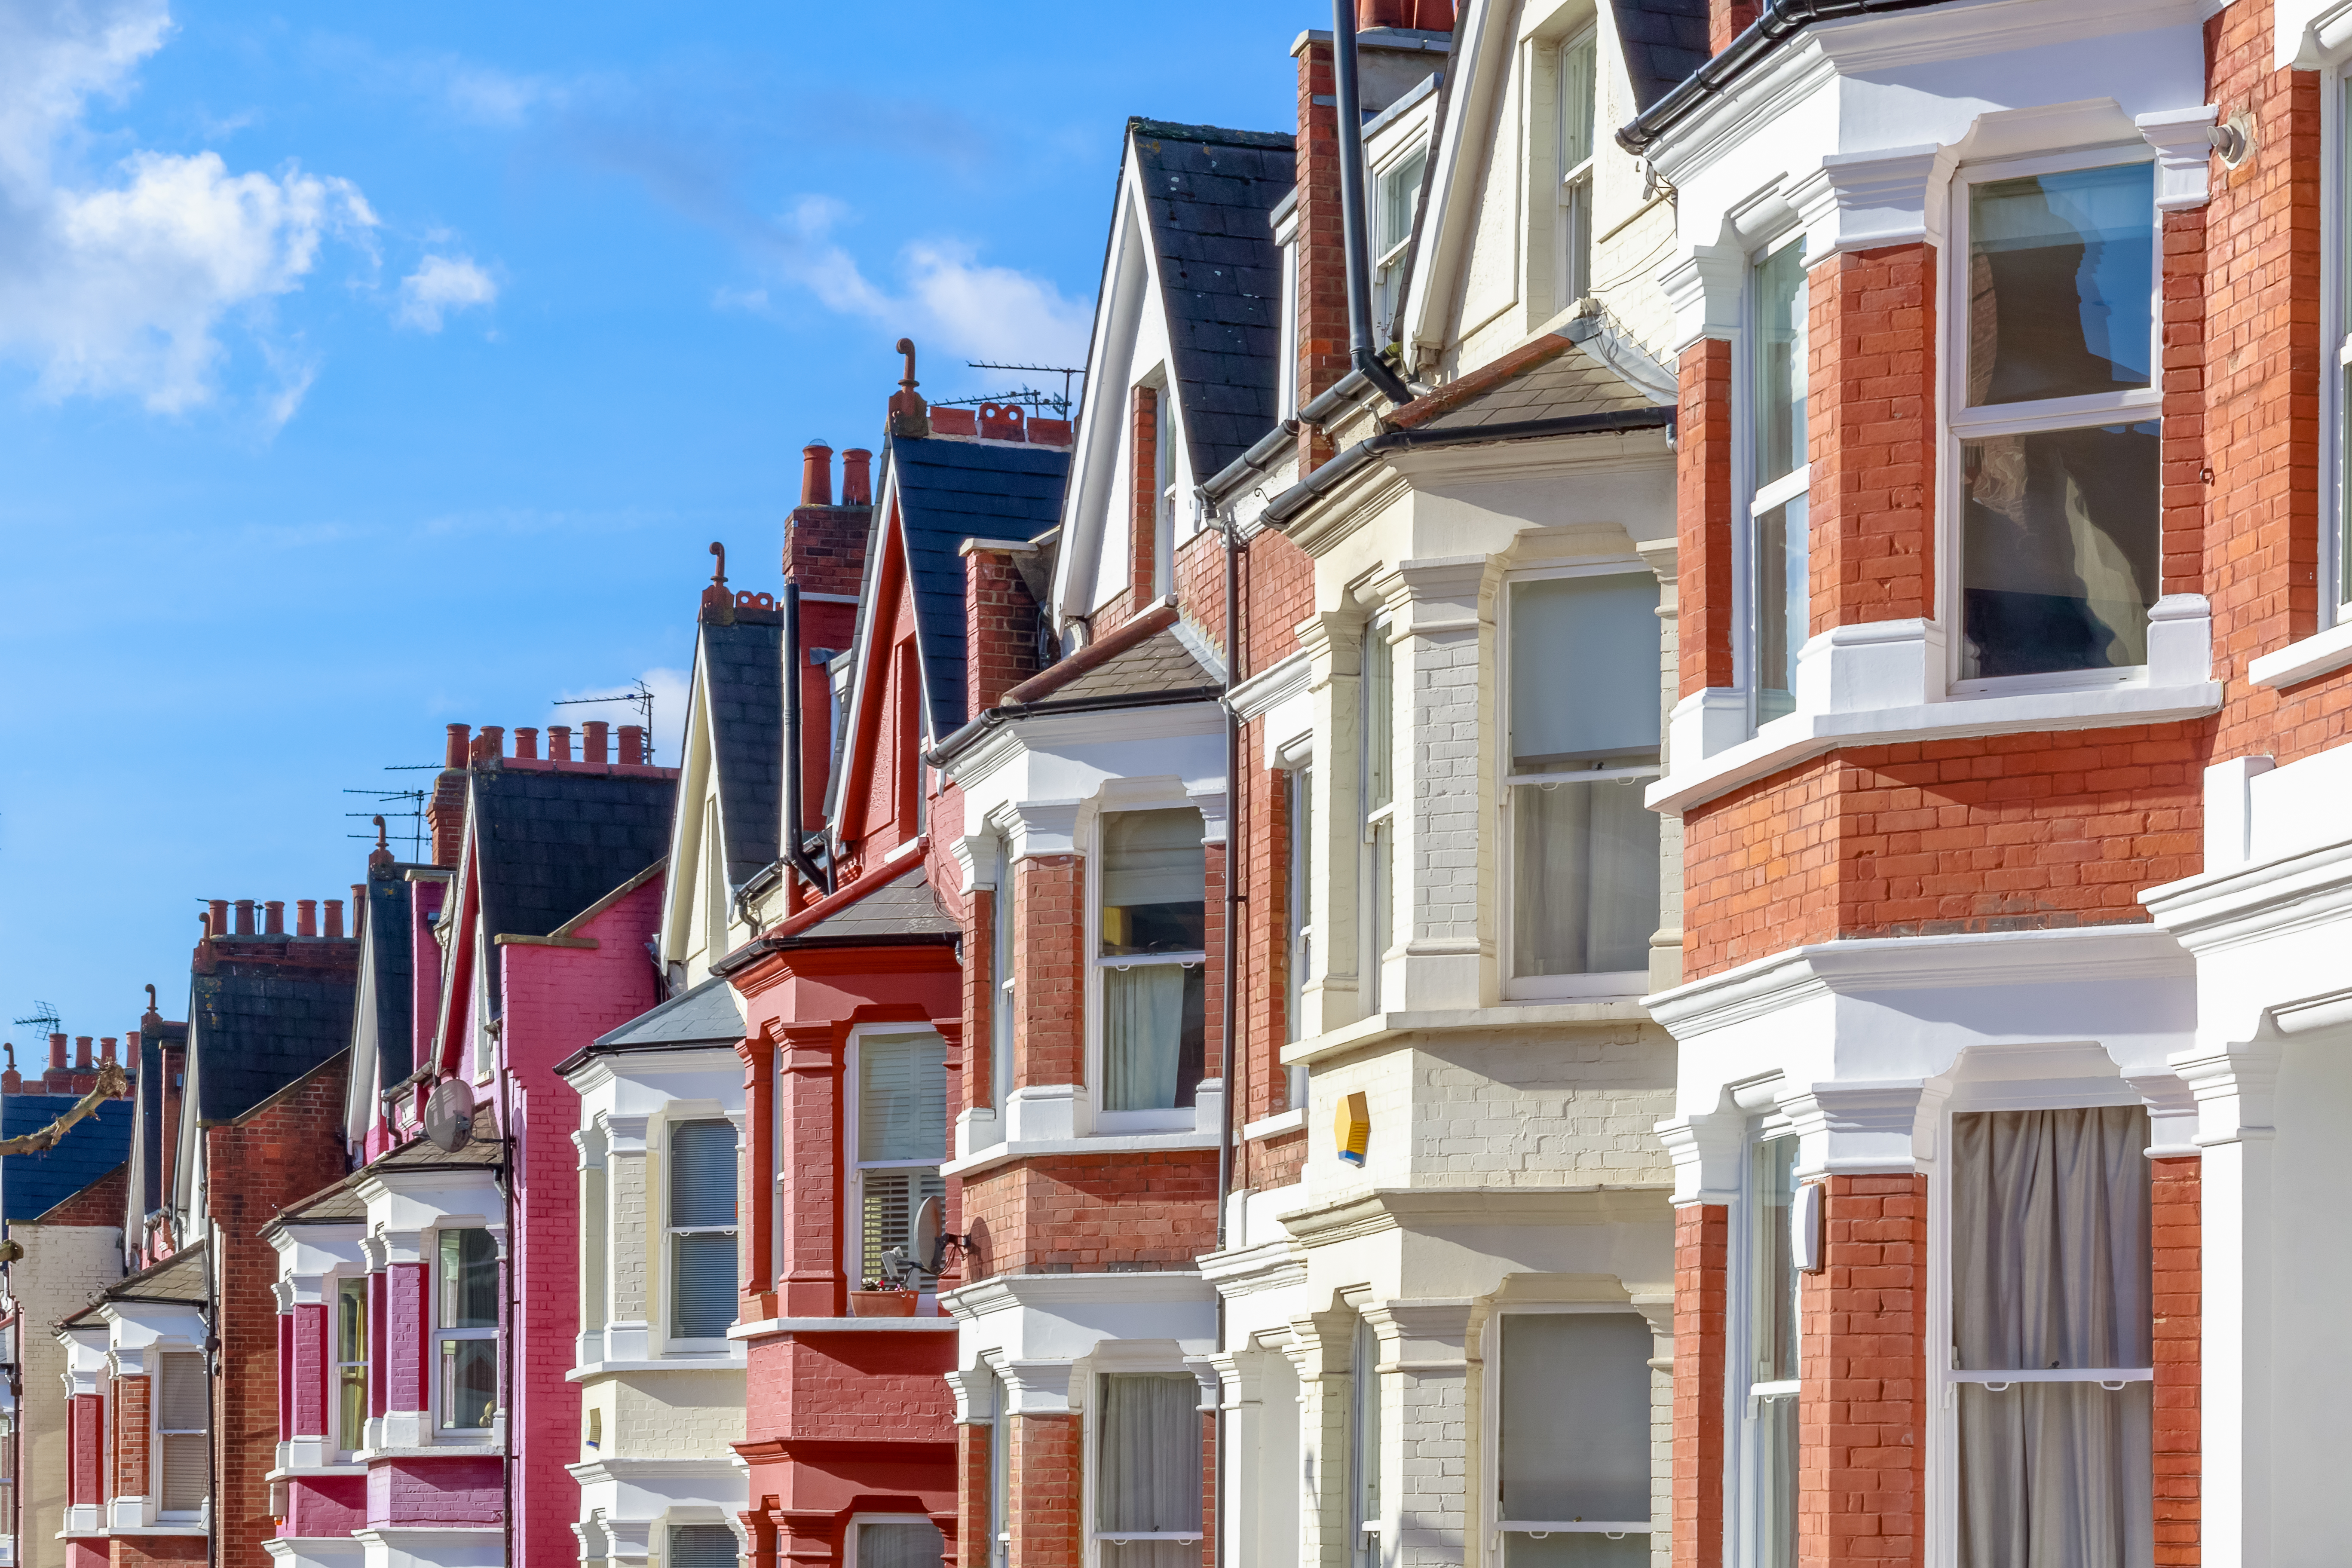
[0,0,1308,1050]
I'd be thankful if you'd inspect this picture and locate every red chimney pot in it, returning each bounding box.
[264,900,285,936]
[548,725,574,763]
[100,1037,117,1065]
[325,899,345,941]
[74,1036,92,1069]
[49,1033,66,1069]
[296,899,317,938]
[235,899,256,936]
[514,727,539,760]
[583,721,610,765]
[842,448,873,506]
[444,724,471,769]
[802,441,835,507]
[619,724,646,765]
[208,899,229,939]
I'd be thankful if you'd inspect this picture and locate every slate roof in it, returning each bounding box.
[190,971,358,1124]
[791,866,958,944]
[472,767,677,945]
[104,1241,206,1305]
[363,868,415,1090]
[889,436,1072,736]
[1417,342,1660,432]
[588,975,747,1054]
[700,618,784,890]
[0,1096,133,1222]
[1129,119,1296,485]
[1041,628,1222,705]
[271,1182,367,1226]
[1611,0,1709,113]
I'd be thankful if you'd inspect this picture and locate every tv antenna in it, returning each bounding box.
[936,361,1087,420]
[346,786,428,860]
[11,1001,60,1038]
[554,678,657,760]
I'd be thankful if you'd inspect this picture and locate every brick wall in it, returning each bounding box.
[1671,1204,1726,1568]
[104,1539,204,1568]
[2151,1156,2200,1567]
[956,1423,990,1568]
[1796,1173,1925,1568]
[1011,858,1084,1091]
[1006,1414,1080,1568]
[965,548,1042,716]
[38,1162,126,1227]
[1677,339,1736,696]
[1294,36,1343,473]
[782,503,873,600]
[1130,386,1161,608]
[112,1376,148,1502]
[1808,245,1936,633]
[1708,0,1758,55]
[958,1152,1219,1279]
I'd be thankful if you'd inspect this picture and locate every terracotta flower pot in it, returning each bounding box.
[848,1289,918,1318]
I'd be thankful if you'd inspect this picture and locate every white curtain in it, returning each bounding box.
[856,1522,943,1568]
[1952,1106,2153,1568]
[1512,780,1659,977]
[1102,966,1185,1110]
[1098,1374,1201,1568]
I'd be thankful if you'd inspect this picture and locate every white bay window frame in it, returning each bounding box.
[2330,69,2352,623]
[664,1115,739,1346]
[434,1226,498,1435]
[1740,231,1811,733]
[1358,620,1394,1017]
[1483,1304,1659,1562]
[1729,1121,1800,1568]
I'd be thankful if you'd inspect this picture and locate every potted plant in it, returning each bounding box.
[848,1275,919,1317]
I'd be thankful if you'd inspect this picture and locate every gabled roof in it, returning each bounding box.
[0,1096,133,1222]
[1130,119,1296,484]
[586,975,746,1054]
[699,617,785,890]
[103,1240,206,1306]
[888,436,1072,736]
[472,767,678,942]
[190,970,358,1123]
[1610,0,1709,113]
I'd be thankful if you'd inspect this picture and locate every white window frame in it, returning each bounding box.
[333,1272,369,1459]
[1283,757,1314,1112]
[432,1226,498,1436]
[1155,375,1179,594]
[1481,1303,1659,1558]
[843,1027,949,1294]
[1557,25,1600,310]
[1348,1317,1381,1568]
[1496,560,1663,1001]
[2327,67,2352,624]
[1086,804,1209,1135]
[1942,143,2165,699]
[151,1348,207,1522]
[472,920,496,1084]
[845,1513,946,1568]
[990,836,1017,1130]
[1371,142,1430,346]
[662,1113,740,1350]
[1728,1118,1800,1568]
[1358,619,1395,1018]
[1738,229,1813,734]
[1276,218,1302,420]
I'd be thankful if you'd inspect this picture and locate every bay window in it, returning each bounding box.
[668,1119,738,1340]
[1558,28,1598,309]
[1504,570,1662,990]
[856,1033,946,1286]
[1360,624,1393,1014]
[435,1228,497,1432]
[1493,1312,1655,1565]
[1736,1134,1798,1568]
[1094,1373,1203,1568]
[336,1277,368,1453]
[1096,811,1207,1116]
[1954,157,2160,686]
[1374,147,1427,344]
[1948,1106,2152,1567]
[1747,235,1809,726]
[1350,1318,1381,1568]
[154,1350,206,1515]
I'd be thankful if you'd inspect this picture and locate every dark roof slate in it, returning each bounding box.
[0,1096,133,1222]
[1130,120,1296,484]
[104,1241,206,1305]
[364,869,415,1091]
[1045,628,1222,705]
[590,975,746,1052]
[701,618,784,890]
[794,866,958,943]
[1611,0,1709,113]
[1419,346,1658,431]
[473,768,677,944]
[190,971,357,1124]
[889,437,1072,736]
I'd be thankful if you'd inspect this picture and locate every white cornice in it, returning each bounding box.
[1272,1185,1672,1246]
[2142,834,2352,956]
[942,1270,1215,1321]
[1227,651,1309,724]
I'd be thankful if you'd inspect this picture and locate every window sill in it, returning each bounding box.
[565,1351,745,1380]
[727,1315,959,1339]
[1242,1109,1305,1141]
[2248,618,2352,689]
[351,1440,502,1461]
[940,1127,1220,1179]
[1280,998,1656,1069]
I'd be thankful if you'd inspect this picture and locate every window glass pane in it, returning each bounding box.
[858,1522,945,1568]
[156,1351,206,1432]
[1752,1390,1798,1568]
[337,1278,368,1451]
[1508,575,1663,772]
[860,1036,948,1164]
[1511,780,1660,977]
[670,1120,738,1228]
[1748,1138,1798,1385]
[860,1169,946,1286]
[1752,238,1808,485]
[1100,811,1206,955]
[1967,163,2154,406]
[1098,1374,1201,1568]
[672,1231,738,1337]
[159,1433,206,1513]
[438,1229,498,1329]
[1498,1313,1654,1521]
[992,846,1015,1114]
[1504,1534,1650,1567]
[1754,496,1809,721]
[439,1338,496,1430]
[1351,1321,1381,1537]
[669,1524,742,1568]
[1961,423,2160,679]
[1102,965,1205,1112]
[1377,150,1426,256]
[1363,626,1393,811]
[1286,768,1312,1045]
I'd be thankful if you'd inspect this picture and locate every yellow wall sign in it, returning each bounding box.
[1335,1091,1370,1166]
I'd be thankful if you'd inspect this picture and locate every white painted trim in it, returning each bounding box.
[1227,651,1310,723]
[2248,618,2352,688]
[726,1317,958,1338]
[941,1128,1221,1180]
[1241,1109,1305,1142]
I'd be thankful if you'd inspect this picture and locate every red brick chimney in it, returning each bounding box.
[1294,33,1345,472]
[2,1046,17,1097]
[429,724,471,867]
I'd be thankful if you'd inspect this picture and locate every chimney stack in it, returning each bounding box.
[297,899,318,938]
[514,727,539,760]
[49,1033,66,1069]
[74,1036,92,1070]
[584,721,610,765]
[325,899,345,941]
[549,725,574,762]
[235,899,256,936]
[445,724,472,769]
[619,725,646,765]
[264,900,285,936]
[801,441,835,506]
[842,448,873,506]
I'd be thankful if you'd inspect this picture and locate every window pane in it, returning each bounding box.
[159,1433,206,1513]
[1351,1322,1381,1534]
[438,1229,498,1329]
[858,1522,945,1568]
[1508,575,1663,772]
[992,844,1016,1114]
[1363,627,1393,811]
[669,1524,742,1568]
[1498,1313,1654,1522]
[1100,810,1206,956]
[670,1120,738,1228]
[1753,495,1809,722]
[860,1036,948,1164]
[1967,163,2154,406]
[1748,1139,1798,1385]
[1097,1374,1202,1542]
[1505,1535,1650,1568]
[860,1168,946,1285]
[1560,34,1597,171]
[1961,423,2159,680]
[1753,1390,1798,1568]
[1752,238,1808,484]
[1101,964,1205,1112]
[1512,780,1659,977]
[337,1279,368,1452]
[439,1338,496,1430]
[1377,150,1427,256]
[672,1231,739,1338]
[156,1352,207,1432]
[1286,767,1312,1046]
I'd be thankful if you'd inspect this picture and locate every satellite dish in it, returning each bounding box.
[913,1194,970,1277]
[424,1078,475,1154]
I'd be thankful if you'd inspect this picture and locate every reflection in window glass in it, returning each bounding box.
[1746,1138,1798,1568]
[337,1277,368,1452]
[1362,626,1394,1012]
[1961,423,2161,679]
[1099,811,1207,1112]
[1558,29,1598,308]
[1096,1375,1203,1568]
[1967,164,2155,407]
[437,1228,498,1430]
[1752,239,1809,486]
[1375,149,1428,343]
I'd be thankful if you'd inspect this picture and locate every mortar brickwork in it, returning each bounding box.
[1671,1204,1726,1568]
[1807,244,1937,633]
[1676,339,1736,697]
[2151,1156,2200,1566]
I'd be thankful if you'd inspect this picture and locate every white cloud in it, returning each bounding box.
[0,0,376,413]
[750,194,1091,371]
[396,254,497,332]
[548,667,691,766]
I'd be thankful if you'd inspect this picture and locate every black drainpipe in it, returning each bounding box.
[781,582,836,897]
[1331,0,1415,408]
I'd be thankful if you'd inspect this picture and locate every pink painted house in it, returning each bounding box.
[263,724,677,1568]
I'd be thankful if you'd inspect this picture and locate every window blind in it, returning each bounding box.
[156,1352,206,1432]
[1097,1374,1201,1568]
[858,1521,946,1568]
[158,1434,205,1513]
[672,1232,738,1338]
[1099,811,1207,913]
[861,1037,947,1164]
[1507,575,1663,771]
[668,1523,741,1568]
[861,1169,946,1283]
[670,1121,738,1228]
[1498,1313,1654,1524]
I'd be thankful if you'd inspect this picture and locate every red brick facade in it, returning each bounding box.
[1808,244,1937,633]
[1677,338,1737,696]
[1797,1174,1926,1568]
[1130,385,1162,607]
[2150,1156,2200,1566]
[1006,1414,1080,1568]
[1671,1204,1727,1568]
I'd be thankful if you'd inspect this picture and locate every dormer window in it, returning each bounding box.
[1096,809,1207,1117]
[1374,147,1427,345]
[1559,27,1599,308]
